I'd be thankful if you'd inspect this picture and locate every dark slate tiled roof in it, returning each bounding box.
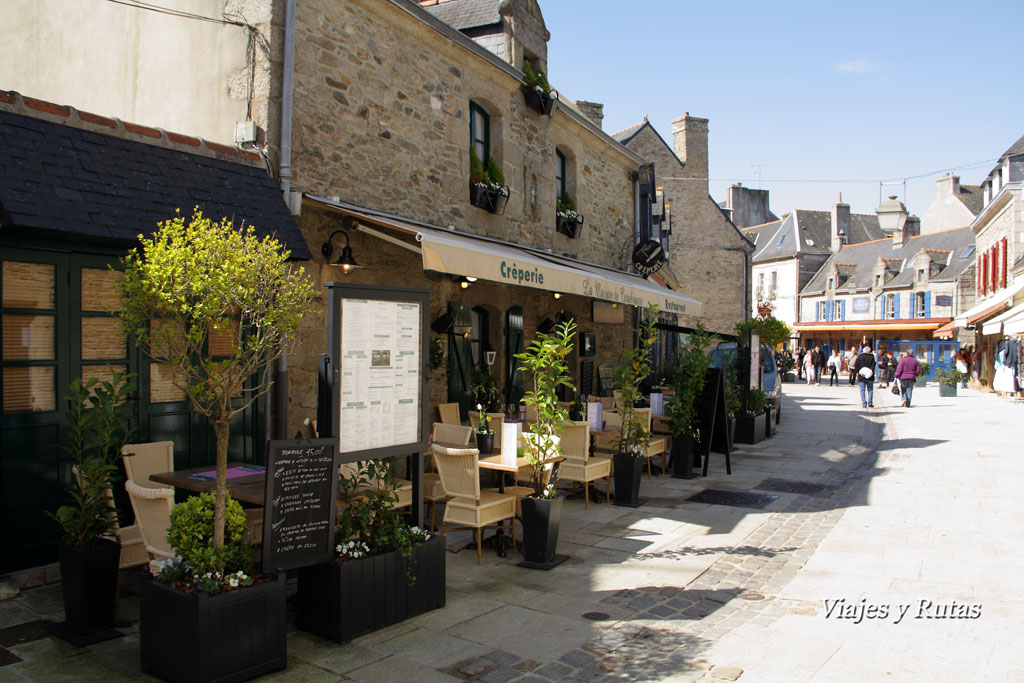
[1000,133,1024,161]
[750,209,885,263]
[610,121,647,146]
[0,110,309,258]
[420,0,501,30]
[801,227,975,295]
[957,184,984,216]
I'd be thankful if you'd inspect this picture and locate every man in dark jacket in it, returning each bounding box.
[812,346,826,386]
[893,349,922,407]
[853,346,876,408]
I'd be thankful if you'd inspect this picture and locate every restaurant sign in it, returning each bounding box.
[852,297,870,313]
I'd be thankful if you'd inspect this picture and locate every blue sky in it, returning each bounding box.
[542,1,1024,220]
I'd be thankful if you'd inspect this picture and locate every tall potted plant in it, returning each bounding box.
[297,459,443,643]
[611,305,659,507]
[119,209,313,680]
[514,318,576,569]
[47,370,136,644]
[664,323,713,479]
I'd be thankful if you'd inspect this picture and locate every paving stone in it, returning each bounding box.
[483,650,520,666]
[477,666,519,683]
[534,661,573,680]
[559,649,595,667]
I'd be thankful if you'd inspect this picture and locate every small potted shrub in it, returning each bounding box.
[555,192,584,239]
[611,306,659,506]
[734,388,767,444]
[297,459,444,642]
[474,404,496,454]
[665,324,713,478]
[934,367,964,398]
[469,148,510,214]
[515,318,576,568]
[521,59,557,115]
[47,370,136,644]
[916,361,931,387]
[141,493,287,682]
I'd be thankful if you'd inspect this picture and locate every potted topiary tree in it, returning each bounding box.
[514,318,576,568]
[664,323,713,478]
[934,367,964,397]
[119,209,313,681]
[47,369,136,645]
[555,192,584,239]
[297,459,444,643]
[611,305,659,507]
[521,59,557,115]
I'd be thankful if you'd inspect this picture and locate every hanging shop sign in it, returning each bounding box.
[631,239,666,277]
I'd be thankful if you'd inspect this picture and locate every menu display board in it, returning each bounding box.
[261,439,339,572]
[339,298,422,453]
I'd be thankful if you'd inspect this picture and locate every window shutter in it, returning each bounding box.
[824,301,831,321]
[815,302,820,321]
[1001,238,1008,288]
[982,252,989,294]
[894,293,901,319]
[840,300,846,320]
[991,246,998,291]
[909,293,916,318]
[924,292,931,318]
[977,255,982,294]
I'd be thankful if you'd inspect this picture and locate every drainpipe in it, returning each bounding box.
[279,0,296,201]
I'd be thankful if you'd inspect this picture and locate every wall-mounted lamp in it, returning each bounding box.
[484,342,496,367]
[457,276,476,289]
[321,218,361,274]
[553,292,561,300]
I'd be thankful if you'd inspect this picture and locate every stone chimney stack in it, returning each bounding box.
[573,100,604,129]
[936,173,961,198]
[672,113,709,192]
[831,196,850,252]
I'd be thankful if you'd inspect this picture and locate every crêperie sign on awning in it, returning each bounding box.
[631,239,665,277]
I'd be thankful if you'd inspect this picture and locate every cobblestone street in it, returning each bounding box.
[2,381,1022,682]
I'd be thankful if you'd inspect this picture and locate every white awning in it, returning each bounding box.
[987,302,1024,336]
[954,278,1024,326]
[305,195,703,317]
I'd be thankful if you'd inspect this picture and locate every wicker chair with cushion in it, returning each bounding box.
[438,403,462,425]
[593,411,622,456]
[125,479,175,572]
[425,423,473,531]
[558,421,610,509]
[122,441,174,490]
[431,444,516,564]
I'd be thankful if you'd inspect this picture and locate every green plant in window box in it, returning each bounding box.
[556,192,582,223]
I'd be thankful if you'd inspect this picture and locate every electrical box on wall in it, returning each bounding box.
[234,120,258,144]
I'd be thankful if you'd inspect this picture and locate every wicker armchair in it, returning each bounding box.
[122,441,174,490]
[425,423,473,530]
[634,408,668,478]
[558,421,610,509]
[438,402,462,425]
[431,444,516,564]
[125,479,175,572]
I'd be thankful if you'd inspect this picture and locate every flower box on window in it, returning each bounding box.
[555,211,584,239]
[523,87,557,116]
[469,183,510,215]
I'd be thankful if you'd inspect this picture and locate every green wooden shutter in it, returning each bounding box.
[505,306,524,406]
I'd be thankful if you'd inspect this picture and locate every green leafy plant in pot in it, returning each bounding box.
[514,318,576,568]
[664,323,713,478]
[47,369,137,641]
[611,305,659,506]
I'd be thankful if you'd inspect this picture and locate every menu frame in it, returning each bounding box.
[325,283,431,464]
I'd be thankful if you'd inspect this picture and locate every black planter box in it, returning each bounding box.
[734,413,766,444]
[522,87,556,115]
[613,454,644,507]
[50,539,121,644]
[765,408,777,438]
[519,496,567,569]
[140,572,287,683]
[555,214,584,239]
[469,184,509,214]
[296,534,446,643]
[670,435,696,479]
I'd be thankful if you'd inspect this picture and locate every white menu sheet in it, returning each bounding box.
[339,299,422,453]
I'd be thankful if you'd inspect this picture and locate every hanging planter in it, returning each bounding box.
[523,87,557,116]
[469,184,510,215]
[555,212,585,239]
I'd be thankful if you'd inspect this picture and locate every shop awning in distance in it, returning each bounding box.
[981,301,1024,336]
[305,195,703,317]
[793,319,950,333]
[954,279,1024,327]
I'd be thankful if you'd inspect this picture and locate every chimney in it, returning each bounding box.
[831,196,850,252]
[672,113,709,192]
[573,100,604,129]
[936,173,960,198]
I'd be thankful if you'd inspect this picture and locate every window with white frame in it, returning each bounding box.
[817,301,828,320]
[885,294,896,319]
[915,292,926,318]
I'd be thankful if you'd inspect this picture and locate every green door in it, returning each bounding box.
[505,306,524,406]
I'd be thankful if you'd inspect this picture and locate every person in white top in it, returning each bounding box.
[827,351,842,386]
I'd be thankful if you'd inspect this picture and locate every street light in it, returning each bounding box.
[876,196,908,236]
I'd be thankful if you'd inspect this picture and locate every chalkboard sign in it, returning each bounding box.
[695,368,732,476]
[598,363,614,397]
[580,360,594,397]
[262,438,339,572]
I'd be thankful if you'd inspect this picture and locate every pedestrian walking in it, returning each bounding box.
[803,349,815,385]
[853,345,876,408]
[796,347,805,381]
[893,348,922,407]
[955,348,969,388]
[812,346,826,386]
[876,350,891,388]
[846,347,857,385]
[827,351,841,386]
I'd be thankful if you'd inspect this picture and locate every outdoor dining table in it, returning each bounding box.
[149,462,267,505]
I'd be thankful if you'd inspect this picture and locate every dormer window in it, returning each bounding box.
[917,268,925,282]
[875,274,882,288]
[828,277,834,290]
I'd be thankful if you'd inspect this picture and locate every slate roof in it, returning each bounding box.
[610,122,647,146]
[420,0,501,30]
[0,107,309,258]
[747,209,884,263]
[999,133,1024,161]
[956,184,984,215]
[801,227,975,295]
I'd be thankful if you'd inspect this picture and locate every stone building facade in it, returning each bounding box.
[612,118,754,335]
